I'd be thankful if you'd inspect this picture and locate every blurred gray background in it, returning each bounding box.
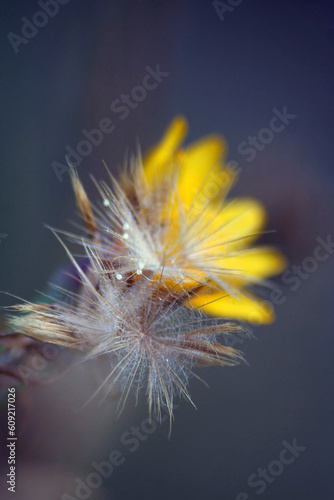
[0,0,333,499]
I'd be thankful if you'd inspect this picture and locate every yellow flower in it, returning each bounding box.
[136,116,287,324]
[5,116,287,424]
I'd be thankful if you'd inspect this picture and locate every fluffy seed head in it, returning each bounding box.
[10,245,244,423]
[5,115,286,426]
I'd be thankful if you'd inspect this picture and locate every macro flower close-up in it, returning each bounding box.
[0,2,333,499]
[4,115,286,425]
[60,116,287,326]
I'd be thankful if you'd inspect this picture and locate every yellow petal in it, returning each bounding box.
[193,197,268,255]
[189,290,275,324]
[177,135,234,209]
[143,115,188,184]
[214,247,287,283]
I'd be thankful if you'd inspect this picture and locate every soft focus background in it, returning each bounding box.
[1,0,334,499]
